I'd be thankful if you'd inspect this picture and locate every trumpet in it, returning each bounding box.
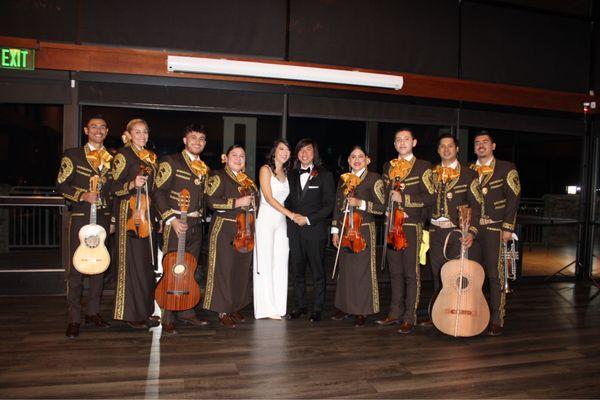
[501,240,519,293]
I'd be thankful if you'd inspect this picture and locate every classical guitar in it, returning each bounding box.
[155,189,201,311]
[72,175,111,275]
[431,206,490,337]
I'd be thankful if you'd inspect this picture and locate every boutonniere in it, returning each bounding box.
[309,168,318,178]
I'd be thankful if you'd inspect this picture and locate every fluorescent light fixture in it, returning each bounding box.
[167,55,404,90]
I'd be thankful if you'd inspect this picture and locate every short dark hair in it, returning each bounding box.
[474,130,495,144]
[437,133,458,147]
[225,144,244,157]
[266,139,291,174]
[293,138,322,170]
[395,128,415,139]
[183,124,205,137]
[84,114,106,126]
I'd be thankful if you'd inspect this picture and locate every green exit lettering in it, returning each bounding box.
[0,47,35,70]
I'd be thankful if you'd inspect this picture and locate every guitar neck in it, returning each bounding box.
[176,212,187,265]
[90,201,97,225]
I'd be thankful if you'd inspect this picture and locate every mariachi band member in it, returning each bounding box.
[109,119,160,329]
[422,133,482,325]
[203,145,258,328]
[470,131,521,336]
[153,124,210,334]
[376,129,433,334]
[330,146,385,327]
[56,114,113,338]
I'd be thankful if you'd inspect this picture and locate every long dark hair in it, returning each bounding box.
[292,138,322,170]
[266,139,291,174]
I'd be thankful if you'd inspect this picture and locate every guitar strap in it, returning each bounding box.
[442,229,462,261]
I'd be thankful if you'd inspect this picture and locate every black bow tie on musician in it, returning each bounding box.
[299,167,311,175]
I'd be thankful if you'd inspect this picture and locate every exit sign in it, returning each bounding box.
[1,47,35,70]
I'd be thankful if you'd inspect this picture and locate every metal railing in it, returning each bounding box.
[0,195,65,250]
[519,197,544,246]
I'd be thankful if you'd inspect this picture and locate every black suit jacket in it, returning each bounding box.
[285,166,335,241]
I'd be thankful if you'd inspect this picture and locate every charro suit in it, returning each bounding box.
[153,150,209,324]
[285,166,335,312]
[56,144,112,324]
[109,144,158,322]
[426,163,482,296]
[332,170,385,316]
[470,158,521,327]
[381,157,433,324]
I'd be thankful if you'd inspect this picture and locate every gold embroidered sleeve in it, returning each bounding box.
[114,182,130,197]
[57,156,74,184]
[111,153,127,181]
[502,222,514,231]
[206,175,221,196]
[422,169,434,195]
[63,187,86,202]
[212,198,234,210]
[507,169,521,196]
[404,194,424,208]
[155,162,172,188]
[161,209,176,223]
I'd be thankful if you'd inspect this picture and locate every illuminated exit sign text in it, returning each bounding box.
[1,47,35,70]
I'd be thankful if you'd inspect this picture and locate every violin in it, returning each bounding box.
[340,174,366,254]
[126,164,153,238]
[233,172,257,254]
[385,176,408,251]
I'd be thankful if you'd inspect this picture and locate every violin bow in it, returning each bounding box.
[143,179,155,266]
[331,198,350,280]
[380,187,394,271]
[251,192,259,275]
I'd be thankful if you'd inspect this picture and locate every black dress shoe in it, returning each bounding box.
[84,314,111,328]
[309,311,322,322]
[285,308,307,320]
[66,323,80,338]
[179,315,210,326]
[354,315,367,327]
[126,320,148,329]
[487,323,503,336]
[330,309,350,320]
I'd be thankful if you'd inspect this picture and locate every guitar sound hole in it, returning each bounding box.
[173,264,186,275]
[84,235,100,248]
[455,276,470,290]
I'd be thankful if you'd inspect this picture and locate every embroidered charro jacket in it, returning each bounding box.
[205,167,259,218]
[426,162,482,236]
[382,157,433,222]
[331,170,386,230]
[109,144,158,222]
[56,145,112,214]
[469,158,521,233]
[152,151,209,223]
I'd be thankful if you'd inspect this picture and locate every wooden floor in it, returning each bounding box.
[1,281,600,399]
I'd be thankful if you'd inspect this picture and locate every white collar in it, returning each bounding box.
[353,167,366,177]
[476,157,494,166]
[441,160,459,169]
[399,154,414,161]
[87,143,103,151]
[185,150,199,161]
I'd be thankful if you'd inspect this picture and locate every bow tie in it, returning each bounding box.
[190,159,208,177]
[299,168,311,175]
[435,165,460,184]
[472,164,494,177]
[87,148,112,171]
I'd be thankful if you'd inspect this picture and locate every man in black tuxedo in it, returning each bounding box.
[285,139,335,322]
